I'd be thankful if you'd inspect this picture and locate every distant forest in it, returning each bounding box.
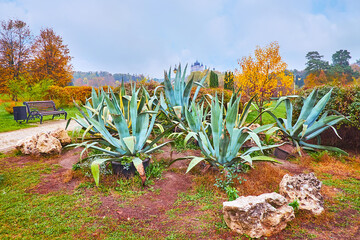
[72,71,158,87]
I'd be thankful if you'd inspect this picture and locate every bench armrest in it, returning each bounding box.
[29,110,41,116]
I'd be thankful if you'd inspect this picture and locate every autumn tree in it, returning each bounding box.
[235,41,293,122]
[224,71,234,90]
[31,28,72,86]
[304,69,328,88]
[0,19,32,95]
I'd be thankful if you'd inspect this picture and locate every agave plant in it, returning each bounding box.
[267,88,347,154]
[70,84,174,186]
[159,64,208,121]
[175,93,280,173]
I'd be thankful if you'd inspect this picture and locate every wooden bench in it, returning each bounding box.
[23,100,67,124]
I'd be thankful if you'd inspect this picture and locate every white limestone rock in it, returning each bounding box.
[16,135,38,155]
[223,192,295,238]
[279,173,324,215]
[50,128,72,146]
[36,133,62,155]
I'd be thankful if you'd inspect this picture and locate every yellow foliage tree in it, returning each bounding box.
[234,42,293,121]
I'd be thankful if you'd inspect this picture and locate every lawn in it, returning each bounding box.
[0,99,82,133]
[0,147,359,239]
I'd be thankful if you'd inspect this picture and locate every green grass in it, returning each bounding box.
[246,101,286,125]
[0,102,83,133]
[322,177,360,212]
[0,160,115,239]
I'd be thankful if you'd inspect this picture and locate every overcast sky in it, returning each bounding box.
[1,0,359,78]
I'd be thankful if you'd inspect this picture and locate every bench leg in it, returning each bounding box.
[40,116,43,124]
[64,112,67,120]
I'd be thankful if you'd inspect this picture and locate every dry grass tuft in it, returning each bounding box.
[299,152,360,179]
[236,162,289,196]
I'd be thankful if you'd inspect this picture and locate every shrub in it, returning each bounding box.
[4,101,19,114]
[46,86,92,106]
[294,84,360,129]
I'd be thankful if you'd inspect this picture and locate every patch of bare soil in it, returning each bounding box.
[152,145,202,170]
[9,148,84,194]
[28,168,80,194]
[274,158,308,175]
[99,171,193,220]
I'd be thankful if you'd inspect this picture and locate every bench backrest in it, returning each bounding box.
[23,101,56,113]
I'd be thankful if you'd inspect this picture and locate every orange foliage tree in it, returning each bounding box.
[304,69,328,87]
[234,41,293,121]
[30,28,73,86]
[0,19,32,94]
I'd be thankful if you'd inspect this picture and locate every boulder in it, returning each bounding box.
[36,133,62,155]
[16,135,38,155]
[279,173,324,215]
[223,192,295,238]
[50,128,71,146]
[16,128,70,155]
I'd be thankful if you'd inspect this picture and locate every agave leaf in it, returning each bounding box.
[304,88,333,127]
[133,157,146,185]
[91,158,113,187]
[163,71,175,107]
[184,132,197,145]
[211,94,223,158]
[155,123,164,133]
[243,143,283,156]
[123,136,136,154]
[304,115,344,140]
[240,154,252,165]
[273,95,298,110]
[284,99,293,132]
[251,123,274,134]
[226,96,240,136]
[238,95,256,128]
[82,124,94,142]
[219,133,230,165]
[87,117,120,148]
[247,130,263,153]
[297,89,317,119]
[265,126,280,142]
[300,141,348,155]
[144,141,172,154]
[134,113,149,150]
[143,104,160,144]
[186,157,205,173]
[198,132,213,158]
[192,71,208,105]
[251,156,281,164]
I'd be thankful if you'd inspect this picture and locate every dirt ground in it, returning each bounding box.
[3,147,360,239]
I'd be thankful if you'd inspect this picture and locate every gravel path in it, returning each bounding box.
[0,119,79,153]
